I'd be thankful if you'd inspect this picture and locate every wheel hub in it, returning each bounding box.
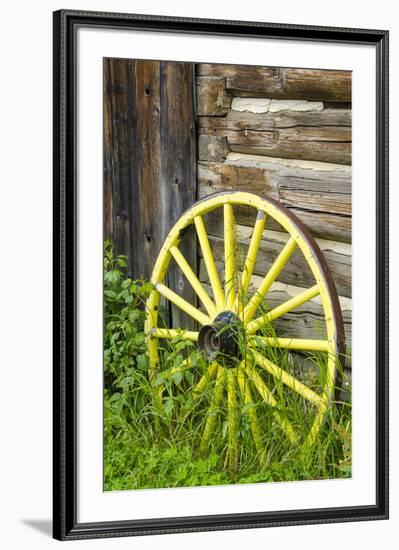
[198,311,244,367]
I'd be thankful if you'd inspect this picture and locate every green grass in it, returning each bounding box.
[103,241,352,491]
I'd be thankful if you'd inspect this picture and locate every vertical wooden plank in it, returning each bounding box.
[103,58,136,275]
[104,58,197,328]
[103,60,113,243]
[132,60,162,279]
[160,62,197,328]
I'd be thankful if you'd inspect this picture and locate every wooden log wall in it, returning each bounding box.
[196,63,352,365]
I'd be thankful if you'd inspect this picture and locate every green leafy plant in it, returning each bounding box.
[104,240,153,392]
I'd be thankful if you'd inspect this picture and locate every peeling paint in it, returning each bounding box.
[231,98,271,113]
[269,99,324,112]
[231,97,324,113]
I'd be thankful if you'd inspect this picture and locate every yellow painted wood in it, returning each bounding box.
[224,203,236,310]
[194,215,225,311]
[247,284,320,334]
[170,245,217,319]
[151,328,199,342]
[156,283,211,326]
[244,364,297,443]
[145,288,161,375]
[200,365,225,452]
[237,365,263,455]
[144,288,164,409]
[250,336,330,352]
[243,237,297,323]
[227,368,238,471]
[236,210,266,314]
[253,351,323,406]
[193,361,219,397]
[244,364,276,408]
[305,402,327,446]
[145,250,172,404]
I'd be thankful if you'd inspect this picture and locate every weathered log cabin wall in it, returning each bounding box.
[196,64,352,366]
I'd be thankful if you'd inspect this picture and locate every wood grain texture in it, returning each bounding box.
[133,60,162,278]
[104,59,197,327]
[198,135,229,162]
[159,62,197,328]
[196,77,231,116]
[198,159,352,241]
[198,160,351,214]
[198,110,352,130]
[288,208,351,244]
[198,110,351,165]
[103,58,136,273]
[227,132,350,165]
[197,64,352,102]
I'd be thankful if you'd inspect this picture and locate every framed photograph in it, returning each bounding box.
[53,9,389,540]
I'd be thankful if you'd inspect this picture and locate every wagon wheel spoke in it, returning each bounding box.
[251,350,323,406]
[227,367,238,471]
[156,282,211,326]
[243,362,297,443]
[200,365,226,452]
[235,210,267,314]
[250,336,330,353]
[247,284,320,335]
[193,361,219,397]
[305,404,328,447]
[243,237,297,323]
[150,328,199,342]
[194,215,225,312]
[224,203,236,310]
[237,364,263,457]
[170,245,217,319]
[175,361,219,426]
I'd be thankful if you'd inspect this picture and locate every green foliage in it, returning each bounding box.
[103,240,153,393]
[103,241,352,491]
[105,435,230,491]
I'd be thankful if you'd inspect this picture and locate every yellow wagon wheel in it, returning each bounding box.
[145,191,345,468]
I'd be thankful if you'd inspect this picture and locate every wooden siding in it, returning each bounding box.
[104,58,197,327]
[196,63,352,366]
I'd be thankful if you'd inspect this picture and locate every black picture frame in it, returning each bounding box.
[53,9,389,541]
